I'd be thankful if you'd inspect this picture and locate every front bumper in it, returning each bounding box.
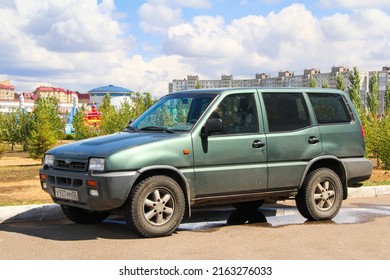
[39,167,138,211]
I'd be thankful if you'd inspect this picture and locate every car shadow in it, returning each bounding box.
[0,204,289,240]
[1,202,347,241]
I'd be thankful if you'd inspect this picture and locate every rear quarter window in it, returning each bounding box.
[308,93,352,124]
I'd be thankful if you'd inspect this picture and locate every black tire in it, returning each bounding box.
[231,199,265,210]
[295,168,343,221]
[61,205,110,224]
[123,175,185,238]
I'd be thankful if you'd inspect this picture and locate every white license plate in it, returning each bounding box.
[55,188,79,201]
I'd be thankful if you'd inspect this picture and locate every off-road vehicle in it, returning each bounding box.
[39,88,373,237]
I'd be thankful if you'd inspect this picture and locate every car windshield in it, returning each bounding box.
[128,92,217,132]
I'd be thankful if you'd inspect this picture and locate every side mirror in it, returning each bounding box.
[201,118,223,138]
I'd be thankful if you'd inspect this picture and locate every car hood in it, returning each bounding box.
[47,132,181,159]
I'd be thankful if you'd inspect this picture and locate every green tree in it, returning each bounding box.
[0,110,20,151]
[378,115,390,169]
[0,141,6,158]
[98,93,116,135]
[336,72,346,92]
[100,98,133,135]
[348,66,362,113]
[309,76,316,87]
[18,111,33,151]
[385,81,390,116]
[99,93,112,112]
[322,80,329,88]
[0,113,7,157]
[362,114,381,166]
[73,92,156,139]
[0,109,32,151]
[367,72,379,116]
[129,92,156,120]
[72,106,100,140]
[27,97,64,160]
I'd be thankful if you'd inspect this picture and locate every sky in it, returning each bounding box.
[1,0,390,97]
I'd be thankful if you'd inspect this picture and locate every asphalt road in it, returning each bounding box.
[0,195,389,260]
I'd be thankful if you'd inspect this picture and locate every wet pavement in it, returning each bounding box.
[179,201,390,231]
[101,199,390,233]
[1,196,390,260]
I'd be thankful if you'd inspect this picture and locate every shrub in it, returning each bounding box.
[0,142,7,159]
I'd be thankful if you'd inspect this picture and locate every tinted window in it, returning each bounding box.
[263,93,311,132]
[308,93,352,124]
[209,93,258,134]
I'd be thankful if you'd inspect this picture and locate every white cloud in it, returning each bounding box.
[320,0,390,9]
[143,0,211,9]
[2,0,390,97]
[163,3,390,77]
[163,4,326,75]
[138,3,182,35]
[173,0,212,9]
[0,0,132,91]
[321,9,390,40]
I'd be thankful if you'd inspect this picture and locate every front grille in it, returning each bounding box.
[54,158,88,171]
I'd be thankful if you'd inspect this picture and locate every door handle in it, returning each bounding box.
[252,140,265,148]
[308,136,320,144]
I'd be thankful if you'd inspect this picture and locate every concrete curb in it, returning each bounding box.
[0,204,64,223]
[347,185,390,198]
[0,186,389,224]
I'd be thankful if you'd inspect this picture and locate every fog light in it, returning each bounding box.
[89,189,99,197]
[42,182,47,189]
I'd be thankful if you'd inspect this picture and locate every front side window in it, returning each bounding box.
[308,93,352,124]
[209,93,259,134]
[263,93,311,132]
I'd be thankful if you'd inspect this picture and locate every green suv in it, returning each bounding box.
[39,88,373,237]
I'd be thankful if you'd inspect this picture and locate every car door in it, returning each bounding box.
[260,91,323,190]
[192,91,268,198]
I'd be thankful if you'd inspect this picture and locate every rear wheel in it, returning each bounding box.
[123,175,185,238]
[295,168,343,221]
[61,205,110,224]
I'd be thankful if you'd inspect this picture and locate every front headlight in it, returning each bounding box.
[44,154,55,167]
[89,158,105,171]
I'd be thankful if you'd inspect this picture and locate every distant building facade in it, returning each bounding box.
[169,66,375,113]
[370,67,390,116]
[0,85,90,113]
[0,80,15,101]
[34,86,77,104]
[88,84,133,108]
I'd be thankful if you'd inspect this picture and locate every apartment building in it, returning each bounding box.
[371,67,390,115]
[0,80,15,101]
[34,86,77,104]
[169,66,372,113]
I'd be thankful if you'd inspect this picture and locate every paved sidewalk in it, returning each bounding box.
[0,186,389,224]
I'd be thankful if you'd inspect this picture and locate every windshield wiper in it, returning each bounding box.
[124,125,140,133]
[139,126,175,133]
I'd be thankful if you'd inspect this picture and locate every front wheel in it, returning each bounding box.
[61,205,110,224]
[295,168,343,221]
[123,175,185,238]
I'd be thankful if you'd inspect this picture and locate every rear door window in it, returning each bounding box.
[308,93,352,124]
[262,92,311,132]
